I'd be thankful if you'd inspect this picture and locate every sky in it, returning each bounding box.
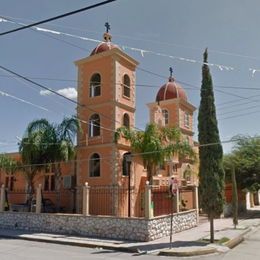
[1,0,260,154]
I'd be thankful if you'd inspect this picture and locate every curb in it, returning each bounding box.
[0,233,139,253]
[223,228,251,249]
[158,246,217,257]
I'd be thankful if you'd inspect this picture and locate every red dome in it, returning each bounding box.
[156,78,187,102]
[90,41,119,56]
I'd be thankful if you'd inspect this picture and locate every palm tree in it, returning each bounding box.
[19,122,52,202]
[115,123,195,184]
[19,117,80,209]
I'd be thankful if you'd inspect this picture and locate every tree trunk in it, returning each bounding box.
[232,166,238,228]
[54,163,62,212]
[25,170,35,212]
[209,212,214,243]
[147,164,153,184]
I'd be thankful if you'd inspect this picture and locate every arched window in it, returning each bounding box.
[89,73,101,97]
[89,153,100,177]
[162,109,169,125]
[122,152,131,176]
[184,112,189,128]
[89,114,100,137]
[123,113,130,128]
[122,74,130,98]
[183,165,191,183]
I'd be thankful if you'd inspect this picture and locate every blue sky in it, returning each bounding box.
[1,0,260,153]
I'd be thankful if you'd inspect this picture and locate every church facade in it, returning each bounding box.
[74,26,198,216]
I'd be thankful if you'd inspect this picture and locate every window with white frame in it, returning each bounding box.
[162,109,169,125]
[44,175,55,191]
[184,112,189,128]
[122,74,131,98]
[89,73,101,97]
[89,114,100,137]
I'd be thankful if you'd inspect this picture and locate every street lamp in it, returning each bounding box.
[126,153,132,217]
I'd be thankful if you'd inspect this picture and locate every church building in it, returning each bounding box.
[74,24,198,216]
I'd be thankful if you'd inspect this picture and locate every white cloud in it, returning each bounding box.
[40,88,77,100]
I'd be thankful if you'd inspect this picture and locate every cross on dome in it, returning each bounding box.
[103,22,112,42]
[169,67,174,82]
[105,22,111,33]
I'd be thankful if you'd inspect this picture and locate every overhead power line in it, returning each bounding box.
[0,64,83,107]
[2,136,260,169]
[4,14,260,63]
[0,0,117,36]
[0,89,50,112]
[0,65,144,133]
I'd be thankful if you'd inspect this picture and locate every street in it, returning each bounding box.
[0,226,259,260]
[0,238,158,260]
[195,225,260,260]
[213,226,260,260]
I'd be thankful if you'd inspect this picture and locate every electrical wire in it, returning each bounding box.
[0,0,117,36]
[2,136,260,170]
[3,14,260,63]
[0,89,50,112]
[2,14,260,131]
[0,64,83,107]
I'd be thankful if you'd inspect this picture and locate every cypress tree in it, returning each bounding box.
[198,49,225,243]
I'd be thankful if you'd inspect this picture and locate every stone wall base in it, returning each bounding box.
[0,210,197,242]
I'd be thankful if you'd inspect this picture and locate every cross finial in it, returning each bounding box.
[168,67,174,82]
[169,67,173,78]
[105,22,110,33]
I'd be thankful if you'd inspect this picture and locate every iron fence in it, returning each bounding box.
[89,185,144,218]
[5,189,74,213]
[152,186,195,216]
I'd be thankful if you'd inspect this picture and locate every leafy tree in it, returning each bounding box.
[224,135,260,192]
[19,120,53,195]
[19,117,80,208]
[198,49,225,243]
[115,123,195,184]
[0,154,19,175]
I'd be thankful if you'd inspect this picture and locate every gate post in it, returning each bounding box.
[36,184,42,213]
[193,185,199,224]
[82,182,90,216]
[145,181,153,219]
[0,184,5,212]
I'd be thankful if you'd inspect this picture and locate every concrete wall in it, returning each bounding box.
[0,210,197,242]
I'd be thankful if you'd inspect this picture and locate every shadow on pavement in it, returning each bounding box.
[239,208,260,219]
[91,250,118,254]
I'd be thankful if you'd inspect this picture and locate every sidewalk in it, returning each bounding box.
[0,208,259,256]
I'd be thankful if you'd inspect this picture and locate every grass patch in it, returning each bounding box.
[218,237,230,244]
[199,237,230,245]
[196,239,210,244]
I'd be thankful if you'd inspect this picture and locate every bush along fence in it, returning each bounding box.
[0,182,199,241]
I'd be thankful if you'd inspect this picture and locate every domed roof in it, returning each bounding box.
[90,41,119,56]
[156,77,187,102]
[90,23,120,56]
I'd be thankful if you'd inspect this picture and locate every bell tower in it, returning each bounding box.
[75,24,139,188]
[147,68,196,181]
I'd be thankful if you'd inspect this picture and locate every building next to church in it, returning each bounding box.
[0,25,199,217]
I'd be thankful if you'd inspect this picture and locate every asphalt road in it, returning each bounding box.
[0,238,159,260]
[0,226,259,260]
